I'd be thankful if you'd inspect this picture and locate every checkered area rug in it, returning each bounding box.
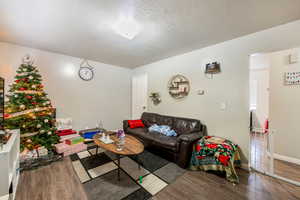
[70,143,186,200]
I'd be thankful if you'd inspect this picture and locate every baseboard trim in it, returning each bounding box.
[274,153,300,165]
[240,163,250,171]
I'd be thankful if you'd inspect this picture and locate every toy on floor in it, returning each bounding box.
[139,176,143,184]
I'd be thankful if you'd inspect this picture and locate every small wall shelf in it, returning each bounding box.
[168,75,190,99]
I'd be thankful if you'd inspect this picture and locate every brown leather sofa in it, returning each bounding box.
[123,112,207,168]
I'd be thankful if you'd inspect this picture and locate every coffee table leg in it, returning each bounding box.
[135,155,141,170]
[138,156,141,170]
[96,146,99,155]
[117,154,120,181]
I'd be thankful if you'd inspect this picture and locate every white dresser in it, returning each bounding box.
[0,130,20,200]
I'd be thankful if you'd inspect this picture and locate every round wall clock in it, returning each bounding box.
[168,74,190,99]
[78,60,94,81]
[79,67,94,81]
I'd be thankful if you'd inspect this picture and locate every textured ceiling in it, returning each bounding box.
[1,0,300,68]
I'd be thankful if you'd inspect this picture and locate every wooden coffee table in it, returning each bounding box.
[93,133,144,180]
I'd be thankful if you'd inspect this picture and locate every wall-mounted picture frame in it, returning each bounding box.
[205,62,221,74]
[284,72,300,85]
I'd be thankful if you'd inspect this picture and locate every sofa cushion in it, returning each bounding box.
[141,112,159,127]
[173,118,201,135]
[156,116,174,127]
[144,131,177,152]
[127,120,145,129]
[126,127,148,138]
[126,127,177,152]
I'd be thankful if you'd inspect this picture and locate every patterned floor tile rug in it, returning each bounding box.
[70,144,186,200]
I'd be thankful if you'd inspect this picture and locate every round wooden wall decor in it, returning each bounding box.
[168,74,190,99]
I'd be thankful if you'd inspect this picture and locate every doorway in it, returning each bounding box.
[249,53,271,172]
[132,73,148,119]
[249,51,300,186]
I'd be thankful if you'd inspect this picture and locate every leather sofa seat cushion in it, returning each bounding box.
[144,131,177,152]
[173,119,200,135]
[126,128,148,138]
[127,128,177,152]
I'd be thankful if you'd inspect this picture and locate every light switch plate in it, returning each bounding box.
[289,53,298,64]
[197,90,205,95]
[220,102,227,110]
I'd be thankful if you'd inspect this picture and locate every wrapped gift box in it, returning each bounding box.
[65,136,84,145]
[54,142,87,156]
[56,129,77,137]
[63,143,87,156]
[37,146,48,156]
[59,134,81,142]
[82,131,100,139]
[54,143,70,154]
[56,118,73,130]
[20,149,38,161]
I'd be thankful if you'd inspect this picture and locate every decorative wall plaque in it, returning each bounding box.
[168,75,190,99]
[284,72,300,85]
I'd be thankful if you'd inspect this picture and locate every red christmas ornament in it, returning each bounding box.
[26,95,33,100]
[32,102,37,105]
[4,113,10,118]
[19,87,26,91]
[39,84,44,88]
[15,80,20,83]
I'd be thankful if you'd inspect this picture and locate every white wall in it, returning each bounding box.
[133,19,300,163]
[249,54,270,128]
[0,42,132,130]
[269,48,300,160]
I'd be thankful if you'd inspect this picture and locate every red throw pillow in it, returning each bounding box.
[128,120,145,129]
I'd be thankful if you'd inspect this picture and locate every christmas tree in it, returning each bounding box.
[4,55,58,151]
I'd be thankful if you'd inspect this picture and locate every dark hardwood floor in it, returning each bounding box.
[274,159,300,183]
[251,132,300,183]
[16,157,88,200]
[16,157,300,200]
[153,169,300,200]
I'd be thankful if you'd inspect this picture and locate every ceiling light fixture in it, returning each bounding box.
[113,16,141,40]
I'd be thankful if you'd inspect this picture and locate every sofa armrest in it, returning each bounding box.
[176,133,202,168]
[176,129,206,168]
[123,120,129,132]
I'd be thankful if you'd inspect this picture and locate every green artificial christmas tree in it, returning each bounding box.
[4,55,58,151]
